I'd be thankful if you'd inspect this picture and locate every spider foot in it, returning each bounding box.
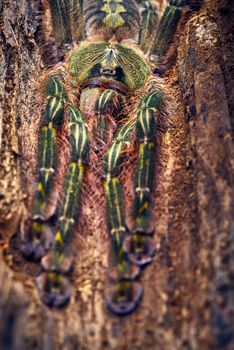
[108,260,140,281]
[41,253,73,274]
[106,281,143,315]
[37,272,71,307]
[21,222,53,261]
[124,232,156,267]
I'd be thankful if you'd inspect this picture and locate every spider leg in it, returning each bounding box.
[38,105,89,307]
[124,90,165,267]
[48,0,84,47]
[137,0,158,53]
[103,121,143,315]
[21,76,67,260]
[151,0,201,56]
[93,89,121,146]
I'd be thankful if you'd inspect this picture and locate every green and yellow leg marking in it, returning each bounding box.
[49,161,84,269]
[103,121,133,264]
[138,0,158,53]
[124,90,165,266]
[34,77,67,220]
[39,105,89,307]
[103,121,133,176]
[103,121,143,314]
[22,76,67,260]
[93,89,121,145]
[104,177,127,269]
[33,125,57,218]
[96,89,120,114]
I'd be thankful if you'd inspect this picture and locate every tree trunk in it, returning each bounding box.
[0,0,233,349]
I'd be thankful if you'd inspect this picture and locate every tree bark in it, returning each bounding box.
[0,0,233,349]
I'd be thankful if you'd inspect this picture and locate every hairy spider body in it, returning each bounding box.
[21,0,201,314]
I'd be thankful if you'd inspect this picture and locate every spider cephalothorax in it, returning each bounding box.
[68,42,150,90]
[21,0,201,314]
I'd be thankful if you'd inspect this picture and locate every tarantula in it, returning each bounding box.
[21,0,201,315]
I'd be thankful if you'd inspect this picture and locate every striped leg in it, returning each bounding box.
[151,0,201,56]
[124,90,165,266]
[152,2,181,56]
[38,105,89,307]
[22,76,67,260]
[103,122,143,315]
[48,0,84,46]
[93,89,121,146]
[137,0,158,53]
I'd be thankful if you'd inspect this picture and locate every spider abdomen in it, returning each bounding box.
[83,0,140,39]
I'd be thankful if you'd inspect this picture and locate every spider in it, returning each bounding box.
[21,0,201,315]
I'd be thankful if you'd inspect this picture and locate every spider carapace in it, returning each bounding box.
[21,0,201,314]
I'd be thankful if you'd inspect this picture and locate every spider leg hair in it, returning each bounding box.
[21,76,67,260]
[124,90,165,267]
[103,120,143,315]
[39,105,90,307]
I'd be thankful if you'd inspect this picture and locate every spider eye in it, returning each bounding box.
[100,68,116,76]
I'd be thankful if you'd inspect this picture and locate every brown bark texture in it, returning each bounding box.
[0,0,233,349]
